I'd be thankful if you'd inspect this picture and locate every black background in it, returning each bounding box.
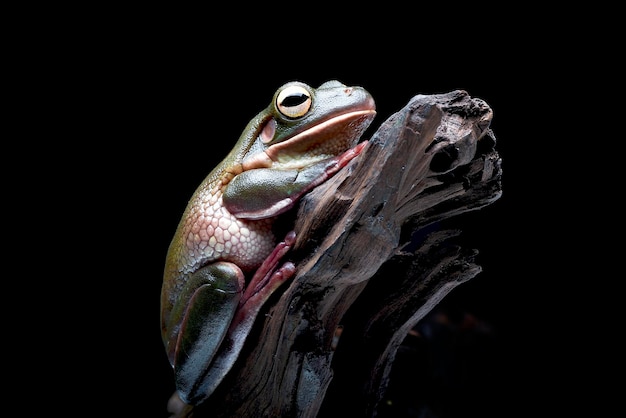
[31,12,596,418]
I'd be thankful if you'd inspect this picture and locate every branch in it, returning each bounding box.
[192,90,502,418]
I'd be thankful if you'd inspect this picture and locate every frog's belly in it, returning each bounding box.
[183,198,276,273]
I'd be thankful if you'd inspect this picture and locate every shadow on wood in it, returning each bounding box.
[191,90,502,417]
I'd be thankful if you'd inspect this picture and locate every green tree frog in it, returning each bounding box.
[161,80,376,407]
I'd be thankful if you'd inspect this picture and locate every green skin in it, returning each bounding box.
[161,80,376,406]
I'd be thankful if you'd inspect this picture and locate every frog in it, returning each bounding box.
[160,80,376,409]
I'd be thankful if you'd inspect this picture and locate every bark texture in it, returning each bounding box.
[188,90,502,418]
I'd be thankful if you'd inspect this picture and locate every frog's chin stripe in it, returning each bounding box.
[240,110,374,172]
[265,109,376,162]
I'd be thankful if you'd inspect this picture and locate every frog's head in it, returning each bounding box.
[221,80,376,220]
[240,80,376,171]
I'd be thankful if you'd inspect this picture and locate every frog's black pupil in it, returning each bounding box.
[282,93,308,107]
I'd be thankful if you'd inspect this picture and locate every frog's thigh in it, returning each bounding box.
[174,261,244,398]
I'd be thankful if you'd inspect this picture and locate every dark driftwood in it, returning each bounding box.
[188,90,502,417]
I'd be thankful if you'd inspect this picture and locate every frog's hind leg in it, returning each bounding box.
[192,231,297,401]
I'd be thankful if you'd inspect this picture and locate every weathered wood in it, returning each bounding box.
[189,90,502,418]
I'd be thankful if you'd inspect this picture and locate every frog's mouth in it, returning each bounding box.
[265,109,377,170]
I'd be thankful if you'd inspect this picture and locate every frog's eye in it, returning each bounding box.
[276,85,312,119]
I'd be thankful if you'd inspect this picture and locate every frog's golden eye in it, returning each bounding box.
[276,85,312,119]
